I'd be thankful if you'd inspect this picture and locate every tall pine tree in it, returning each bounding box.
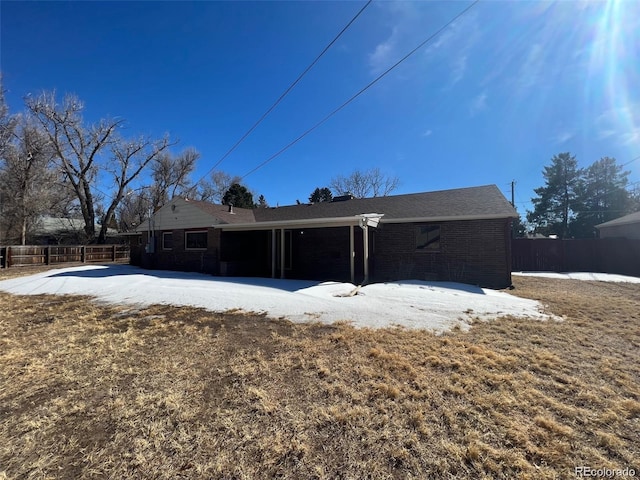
[572,157,630,237]
[256,194,268,208]
[527,152,581,238]
[309,187,333,203]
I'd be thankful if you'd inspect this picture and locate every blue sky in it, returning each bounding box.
[1,0,639,213]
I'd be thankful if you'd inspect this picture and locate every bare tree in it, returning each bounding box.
[330,167,399,198]
[368,167,400,197]
[150,148,199,208]
[117,189,151,232]
[0,81,17,159]
[193,170,241,204]
[27,91,174,243]
[116,149,200,232]
[0,83,15,243]
[1,88,75,244]
[0,116,64,244]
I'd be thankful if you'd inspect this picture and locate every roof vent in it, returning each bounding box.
[228,203,234,214]
[332,194,354,202]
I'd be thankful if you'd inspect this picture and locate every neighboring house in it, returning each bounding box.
[32,217,119,245]
[133,184,518,288]
[595,211,640,240]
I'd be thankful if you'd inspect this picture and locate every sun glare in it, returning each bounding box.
[587,0,640,163]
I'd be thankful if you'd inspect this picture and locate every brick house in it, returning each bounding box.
[133,184,518,288]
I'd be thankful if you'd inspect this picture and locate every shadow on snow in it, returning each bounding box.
[48,264,487,295]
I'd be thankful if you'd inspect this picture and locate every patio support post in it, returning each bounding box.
[271,229,276,279]
[350,225,355,284]
[362,224,369,284]
[280,228,285,279]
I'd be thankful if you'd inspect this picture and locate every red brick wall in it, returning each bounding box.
[139,219,513,288]
[287,219,512,288]
[372,219,513,288]
[142,228,221,274]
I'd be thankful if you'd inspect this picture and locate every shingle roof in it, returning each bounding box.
[595,211,640,229]
[136,185,516,232]
[185,198,256,224]
[253,184,517,223]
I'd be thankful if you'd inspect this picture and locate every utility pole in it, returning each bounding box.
[510,180,518,238]
[511,180,516,207]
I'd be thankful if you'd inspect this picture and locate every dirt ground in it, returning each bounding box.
[0,266,638,479]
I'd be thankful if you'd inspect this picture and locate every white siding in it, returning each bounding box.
[599,223,640,240]
[137,198,219,232]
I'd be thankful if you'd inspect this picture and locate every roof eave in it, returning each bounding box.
[380,213,518,224]
[217,214,383,231]
[596,220,639,229]
[219,212,516,231]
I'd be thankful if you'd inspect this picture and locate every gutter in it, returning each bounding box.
[217,212,516,231]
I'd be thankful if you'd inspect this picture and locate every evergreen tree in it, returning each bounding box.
[511,211,527,237]
[527,152,581,238]
[309,187,333,203]
[572,157,630,237]
[629,185,640,212]
[222,183,255,209]
[257,194,268,208]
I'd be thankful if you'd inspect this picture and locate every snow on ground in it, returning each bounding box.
[513,271,640,283]
[0,265,556,332]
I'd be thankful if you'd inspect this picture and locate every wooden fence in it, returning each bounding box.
[512,238,640,277]
[0,245,130,268]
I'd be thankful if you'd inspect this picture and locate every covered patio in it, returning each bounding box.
[218,214,383,284]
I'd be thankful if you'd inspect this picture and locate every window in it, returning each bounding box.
[416,225,440,251]
[185,230,208,250]
[162,232,173,250]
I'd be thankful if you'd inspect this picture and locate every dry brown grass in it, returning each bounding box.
[1,267,639,479]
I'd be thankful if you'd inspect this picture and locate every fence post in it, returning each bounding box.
[113,244,116,262]
[46,246,51,265]
[82,246,86,263]
[6,246,11,268]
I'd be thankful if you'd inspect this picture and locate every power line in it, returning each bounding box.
[194,0,372,186]
[241,0,480,180]
[622,154,640,167]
